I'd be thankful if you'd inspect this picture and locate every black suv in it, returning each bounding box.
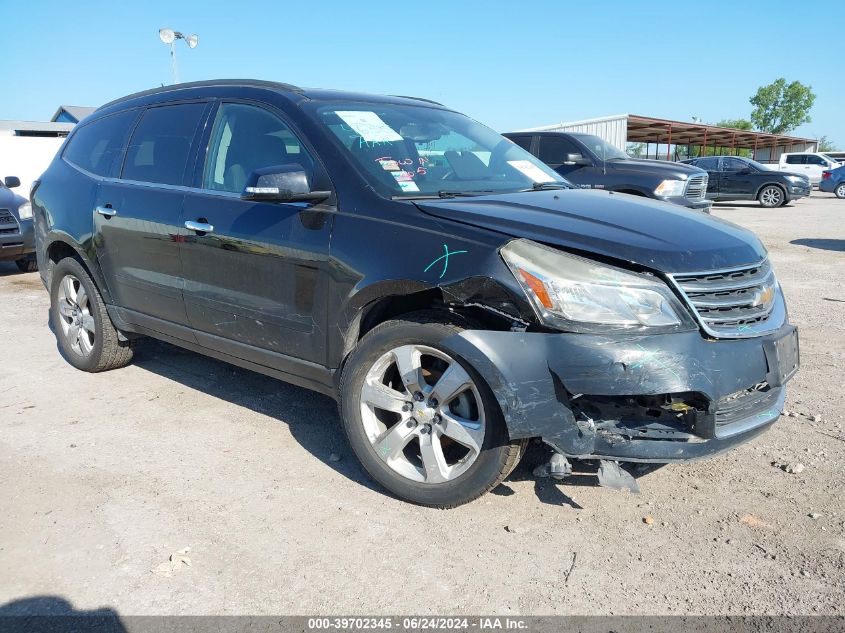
[504,131,711,212]
[681,156,810,207]
[1,176,37,272]
[33,80,799,507]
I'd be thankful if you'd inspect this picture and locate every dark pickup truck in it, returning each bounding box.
[504,131,711,212]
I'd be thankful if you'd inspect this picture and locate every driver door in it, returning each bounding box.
[179,101,335,364]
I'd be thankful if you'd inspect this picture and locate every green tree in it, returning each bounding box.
[750,78,815,134]
[715,118,753,130]
[817,135,836,152]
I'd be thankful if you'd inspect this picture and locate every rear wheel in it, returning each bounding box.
[835,183,845,199]
[50,257,135,372]
[758,185,785,208]
[339,314,524,507]
[15,257,37,273]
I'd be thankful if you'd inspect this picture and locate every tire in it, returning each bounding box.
[49,257,135,372]
[835,183,845,199]
[758,185,785,208]
[15,257,37,273]
[339,313,524,508]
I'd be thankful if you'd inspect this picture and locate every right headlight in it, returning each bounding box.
[501,239,692,333]
[17,202,32,220]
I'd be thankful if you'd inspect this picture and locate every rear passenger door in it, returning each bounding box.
[93,102,209,338]
[179,101,335,365]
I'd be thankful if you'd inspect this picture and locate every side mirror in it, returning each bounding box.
[563,153,591,166]
[241,164,330,203]
[4,176,21,189]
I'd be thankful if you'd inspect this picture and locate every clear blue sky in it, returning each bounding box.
[2,0,843,146]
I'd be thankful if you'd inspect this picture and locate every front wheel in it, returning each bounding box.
[835,183,845,199]
[758,185,785,208]
[339,315,524,507]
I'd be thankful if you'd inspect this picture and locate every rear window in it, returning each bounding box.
[63,110,137,177]
[122,104,206,186]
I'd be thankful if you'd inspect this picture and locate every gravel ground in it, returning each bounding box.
[1,193,843,616]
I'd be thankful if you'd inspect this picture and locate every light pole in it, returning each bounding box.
[159,28,199,85]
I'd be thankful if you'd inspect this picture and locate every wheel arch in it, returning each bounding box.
[333,278,531,385]
[42,233,112,304]
[755,181,788,202]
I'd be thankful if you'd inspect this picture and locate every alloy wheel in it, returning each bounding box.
[760,186,783,207]
[836,184,845,199]
[56,274,96,357]
[359,344,486,484]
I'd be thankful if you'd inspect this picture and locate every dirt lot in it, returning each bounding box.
[1,194,843,616]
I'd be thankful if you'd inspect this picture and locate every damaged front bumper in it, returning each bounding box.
[441,324,798,463]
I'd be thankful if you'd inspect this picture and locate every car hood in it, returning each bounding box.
[0,187,26,213]
[608,158,705,178]
[414,189,766,273]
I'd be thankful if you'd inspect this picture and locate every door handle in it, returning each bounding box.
[96,205,117,217]
[185,220,214,234]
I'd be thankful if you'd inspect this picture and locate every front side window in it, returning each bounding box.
[315,103,564,197]
[538,136,582,165]
[202,103,315,193]
[122,103,205,186]
[63,110,137,177]
[721,157,748,172]
[805,155,826,165]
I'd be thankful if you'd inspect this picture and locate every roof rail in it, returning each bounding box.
[389,95,444,106]
[98,79,304,111]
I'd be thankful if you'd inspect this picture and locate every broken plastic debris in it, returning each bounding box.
[152,547,192,577]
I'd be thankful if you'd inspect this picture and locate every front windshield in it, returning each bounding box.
[315,103,566,197]
[570,134,630,161]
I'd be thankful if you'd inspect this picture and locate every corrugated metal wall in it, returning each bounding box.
[522,116,630,151]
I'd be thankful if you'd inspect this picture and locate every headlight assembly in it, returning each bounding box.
[654,179,687,197]
[501,239,692,333]
[17,202,32,220]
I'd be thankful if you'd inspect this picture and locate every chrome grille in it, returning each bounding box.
[0,209,20,235]
[670,259,778,337]
[685,174,708,201]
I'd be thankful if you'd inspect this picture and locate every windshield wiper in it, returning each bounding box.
[517,182,568,192]
[436,190,492,198]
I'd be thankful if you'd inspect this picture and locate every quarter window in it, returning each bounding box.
[203,103,315,193]
[122,104,205,186]
[63,110,137,177]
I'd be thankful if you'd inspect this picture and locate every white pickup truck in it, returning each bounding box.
[763,152,842,185]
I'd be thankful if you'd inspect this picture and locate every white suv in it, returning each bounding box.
[779,152,842,185]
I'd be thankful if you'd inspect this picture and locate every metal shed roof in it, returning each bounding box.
[51,105,96,123]
[515,113,817,154]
